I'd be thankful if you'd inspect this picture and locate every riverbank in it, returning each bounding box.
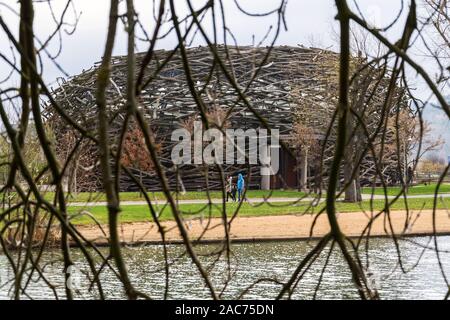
[77,209,450,245]
[68,196,450,225]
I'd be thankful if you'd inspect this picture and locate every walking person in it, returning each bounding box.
[407,166,414,186]
[226,175,235,202]
[237,173,245,202]
[231,183,237,202]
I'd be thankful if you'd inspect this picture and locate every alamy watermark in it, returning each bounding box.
[170,121,280,175]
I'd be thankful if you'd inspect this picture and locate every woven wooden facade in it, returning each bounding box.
[44,45,408,192]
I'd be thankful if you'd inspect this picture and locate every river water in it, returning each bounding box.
[1,236,449,300]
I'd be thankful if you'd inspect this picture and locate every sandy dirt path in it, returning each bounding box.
[76,210,450,245]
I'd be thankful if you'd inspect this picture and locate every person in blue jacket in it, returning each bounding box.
[237,173,245,202]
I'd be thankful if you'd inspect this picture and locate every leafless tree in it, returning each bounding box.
[0,0,448,301]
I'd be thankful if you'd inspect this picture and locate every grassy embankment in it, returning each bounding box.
[361,183,450,196]
[33,182,450,203]
[69,196,450,225]
[4,184,447,225]
[48,189,308,202]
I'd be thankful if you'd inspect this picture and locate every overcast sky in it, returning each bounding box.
[0,0,449,155]
[1,0,411,88]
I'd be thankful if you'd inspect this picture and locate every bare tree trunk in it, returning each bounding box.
[327,0,375,299]
[96,0,140,300]
[299,149,308,191]
[343,158,357,202]
[343,148,362,202]
[343,117,362,202]
[355,164,362,201]
[73,158,78,194]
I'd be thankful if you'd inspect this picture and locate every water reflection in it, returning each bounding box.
[0,236,449,299]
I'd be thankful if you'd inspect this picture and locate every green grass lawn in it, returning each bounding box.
[68,197,450,225]
[361,183,450,196]
[41,189,307,202]
[4,183,447,204]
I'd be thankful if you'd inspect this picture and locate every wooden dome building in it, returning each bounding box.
[45,45,410,192]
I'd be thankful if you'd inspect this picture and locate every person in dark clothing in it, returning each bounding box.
[231,183,237,202]
[226,175,235,202]
[407,166,414,185]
